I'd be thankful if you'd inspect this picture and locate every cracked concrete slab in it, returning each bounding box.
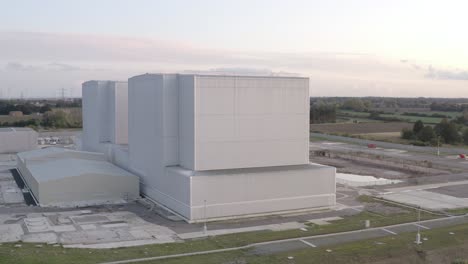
[0,224,24,242]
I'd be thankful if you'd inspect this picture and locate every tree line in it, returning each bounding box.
[401,117,468,146]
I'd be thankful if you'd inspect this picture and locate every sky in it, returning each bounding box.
[0,0,467,98]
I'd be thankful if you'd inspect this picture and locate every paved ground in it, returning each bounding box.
[0,153,367,248]
[430,184,468,198]
[379,181,468,210]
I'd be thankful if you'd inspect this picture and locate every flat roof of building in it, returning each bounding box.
[168,163,333,177]
[18,147,136,183]
[130,73,308,80]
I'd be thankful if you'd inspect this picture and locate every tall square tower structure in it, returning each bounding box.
[128,74,335,222]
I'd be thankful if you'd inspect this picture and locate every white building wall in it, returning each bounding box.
[38,174,139,207]
[112,82,129,145]
[128,74,189,211]
[164,164,336,221]
[0,129,37,154]
[178,75,195,169]
[82,81,128,153]
[82,81,101,152]
[127,73,335,222]
[191,76,309,171]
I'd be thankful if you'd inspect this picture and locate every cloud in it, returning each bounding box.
[183,67,300,77]
[4,62,39,71]
[3,61,89,72]
[1,31,467,98]
[425,66,468,80]
[47,62,81,71]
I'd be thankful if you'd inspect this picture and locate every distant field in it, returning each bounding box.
[310,122,413,135]
[338,110,461,124]
[0,115,42,123]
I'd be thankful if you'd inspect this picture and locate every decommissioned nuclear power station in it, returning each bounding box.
[18,73,336,222]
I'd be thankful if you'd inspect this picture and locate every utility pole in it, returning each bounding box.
[437,136,440,157]
[203,199,208,235]
[415,206,422,244]
[60,88,66,100]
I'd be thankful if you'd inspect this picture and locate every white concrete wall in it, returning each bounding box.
[17,156,40,199]
[0,129,37,154]
[164,164,335,221]
[82,81,128,153]
[128,74,189,212]
[38,173,139,207]
[178,75,195,170]
[187,75,309,171]
[82,81,101,152]
[127,73,335,222]
[112,82,129,145]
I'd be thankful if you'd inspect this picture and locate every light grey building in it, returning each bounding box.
[0,127,37,153]
[17,147,139,207]
[82,80,128,153]
[127,74,336,222]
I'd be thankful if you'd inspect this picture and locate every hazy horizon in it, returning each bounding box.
[1,0,467,98]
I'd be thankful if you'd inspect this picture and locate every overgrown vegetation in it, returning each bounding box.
[401,117,468,146]
[310,103,336,123]
[0,99,82,129]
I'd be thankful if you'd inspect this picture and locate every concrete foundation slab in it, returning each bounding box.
[381,190,468,210]
[22,232,58,244]
[0,224,24,242]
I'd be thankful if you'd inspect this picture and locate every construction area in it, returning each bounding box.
[310,134,468,212]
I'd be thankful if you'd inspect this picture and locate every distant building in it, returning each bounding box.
[9,111,23,117]
[0,127,37,153]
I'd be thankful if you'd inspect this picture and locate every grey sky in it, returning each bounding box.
[1,0,467,98]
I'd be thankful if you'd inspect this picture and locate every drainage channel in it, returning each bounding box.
[10,168,37,206]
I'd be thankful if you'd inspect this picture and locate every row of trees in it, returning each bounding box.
[310,104,336,123]
[0,99,82,116]
[402,119,468,146]
[0,110,82,129]
[430,102,468,112]
[0,101,52,115]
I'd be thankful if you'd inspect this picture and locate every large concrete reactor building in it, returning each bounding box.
[128,74,336,222]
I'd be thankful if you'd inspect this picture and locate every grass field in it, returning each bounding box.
[143,223,468,264]
[338,110,461,125]
[310,122,413,135]
[0,114,42,123]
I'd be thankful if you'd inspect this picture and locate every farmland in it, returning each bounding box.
[310,122,413,135]
[338,109,460,124]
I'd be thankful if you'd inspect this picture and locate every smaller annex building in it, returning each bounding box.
[0,127,37,153]
[17,147,139,207]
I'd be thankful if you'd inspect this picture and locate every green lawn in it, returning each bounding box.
[446,208,468,216]
[337,110,461,125]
